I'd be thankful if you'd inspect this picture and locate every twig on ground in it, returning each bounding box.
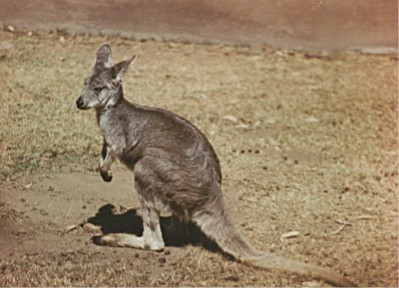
[331,220,352,235]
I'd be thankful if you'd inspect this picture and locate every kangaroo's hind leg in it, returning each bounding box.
[93,172,165,251]
[93,207,164,251]
[164,213,190,246]
[92,207,164,251]
[140,206,165,251]
[133,166,165,251]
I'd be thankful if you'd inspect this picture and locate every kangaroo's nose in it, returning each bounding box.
[76,98,85,109]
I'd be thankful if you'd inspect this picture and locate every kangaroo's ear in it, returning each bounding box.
[94,44,113,72]
[111,55,136,81]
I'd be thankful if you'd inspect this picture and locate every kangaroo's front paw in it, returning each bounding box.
[100,170,113,182]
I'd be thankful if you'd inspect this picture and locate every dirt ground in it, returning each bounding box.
[1,0,397,52]
[0,29,397,286]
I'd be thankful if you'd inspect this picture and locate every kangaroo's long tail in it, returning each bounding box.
[192,200,355,287]
[245,253,355,287]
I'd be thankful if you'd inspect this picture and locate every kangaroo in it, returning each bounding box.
[76,44,355,287]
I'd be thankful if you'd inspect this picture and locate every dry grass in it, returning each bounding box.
[0,30,397,286]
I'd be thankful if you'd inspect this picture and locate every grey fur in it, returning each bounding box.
[76,44,355,287]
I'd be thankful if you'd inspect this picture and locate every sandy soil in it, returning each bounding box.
[0,30,397,286]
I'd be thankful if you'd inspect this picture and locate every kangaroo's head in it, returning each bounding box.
[76,44,136,110]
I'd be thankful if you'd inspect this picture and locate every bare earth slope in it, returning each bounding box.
[0,31,397,286]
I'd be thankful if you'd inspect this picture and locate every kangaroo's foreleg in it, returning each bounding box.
[99,141,115,182]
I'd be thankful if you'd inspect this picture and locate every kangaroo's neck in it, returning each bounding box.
[95,85,126,121]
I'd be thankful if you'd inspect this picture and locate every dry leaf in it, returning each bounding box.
[221,115,238,124]
[281,231,300,239]
[237,123,250,129]
[65,224,78,233]
[355,215,374,220]
[253,120,262,127]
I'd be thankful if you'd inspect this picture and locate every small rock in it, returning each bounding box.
[306,115,319,123]
[6,25,14,32]
[158,257,166,264]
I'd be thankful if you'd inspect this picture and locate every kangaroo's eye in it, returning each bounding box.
[93,86,103,93]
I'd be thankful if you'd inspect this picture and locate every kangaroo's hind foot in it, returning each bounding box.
[92,206,165,252]
[92,230,164,252]
[93,233,145,249]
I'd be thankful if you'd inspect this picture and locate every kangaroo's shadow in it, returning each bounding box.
[87,203,221,253]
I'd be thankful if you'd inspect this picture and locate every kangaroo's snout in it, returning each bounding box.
[76,97,86,110]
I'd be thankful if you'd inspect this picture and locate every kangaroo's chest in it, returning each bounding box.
[98,111,127,155]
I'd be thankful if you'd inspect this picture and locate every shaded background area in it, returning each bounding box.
[0,0,397,52]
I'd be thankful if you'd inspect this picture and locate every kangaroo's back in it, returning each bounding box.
[128,102,220,171]
[109,99,222,185]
